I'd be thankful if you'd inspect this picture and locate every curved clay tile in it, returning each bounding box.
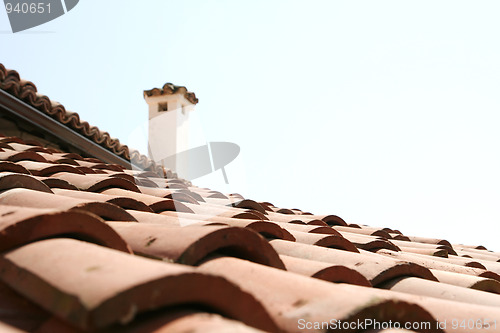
[183,203,266,220]
[430,269,500,294]
[6,143,49,153]
[133,178,172,190]
[74,160,124,172]
[199,257,442,333]
[285,230,359,253]
[286,220,306,225]
[257,201,274,212]
[164,191,199,204]
[0,173,53,193]
[0,136,25,144]
[131,177,160,188]
[303,219,329,226]
[107,223,285,269]
[144,83,198,104]
[16,161,85,176]
[52,188,153,213]
[148,177,187,189]
[36,152,79,165]
[101,188,194,213]
[446,256,500,276]
[49,172,141,192]
[0,205,130,252]
[376,249,500,282]
[220,219,295,241]
[34,177,80,190]
[275,208,296,214]
[397,246,449,257]
[228,192,245,199]
[334,225,392,239]
[0,150,47,162]
[0,188,137,221]
[455,248,500,262]
[379,276,500,307]
[270,240,436,286]
[0,161,30,174]
[104,172,136,183]
[390,233,411,241]
[265,212,348,226]
[414,252,485,269]
[126,210,191,225]
[137,186,202,203]
[206,191,227,199]
[453,243,489,251]
[398,295,500,333]
[228,199,267,214]
[406,236,453,249]
[273,221,341,236]
[312,214,348,226]
[0,239,278,332]
[279,255,371,287]
[194,218,295,241]
[75,166,98,174]
[390,239,457,256]
[49,152,83,160]
[337,232,401,252]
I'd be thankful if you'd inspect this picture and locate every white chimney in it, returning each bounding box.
[143,83,198,162]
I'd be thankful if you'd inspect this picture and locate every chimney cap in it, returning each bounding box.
[143,83,198,105]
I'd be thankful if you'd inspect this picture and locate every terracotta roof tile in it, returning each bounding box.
[390,239,457,256]
[199,257,441,333]
[273,221,342,236]
[6,143,49,153]
[270,240,437,285]
[107,223,285,269]
[33,176,80,190]
[0,161,30,174]
[430,269,500,294]
[0,173,52,193]
[0,150,47,162]
[192,218,296,241]
[379,276,500,306]
[0,188,137,221]
[0,205,131,252]
[49,172,141,192]
[1,67,500,332]
[182,203,266,220]
[376,249,500,281]
[36,152,80,165]
[52,188,154,212]
[101,188,194,213]
[334,225,392,238]
[0,239,278,332]
[143,83,199,105]
[16,160,85,176]
[285,229,359,252]
[337,231,401,252]
[279,254,372,286]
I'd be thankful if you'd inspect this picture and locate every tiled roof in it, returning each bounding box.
[0,64,163,175]
[143,83,199,105]
[1,73,500,333]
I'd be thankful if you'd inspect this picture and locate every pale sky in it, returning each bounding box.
[1,1,499,251]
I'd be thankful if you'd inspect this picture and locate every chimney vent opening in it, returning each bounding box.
[158,102,168,112]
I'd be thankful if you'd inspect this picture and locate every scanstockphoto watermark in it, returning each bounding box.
[3,0,78,32]
[297,318,498,331]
